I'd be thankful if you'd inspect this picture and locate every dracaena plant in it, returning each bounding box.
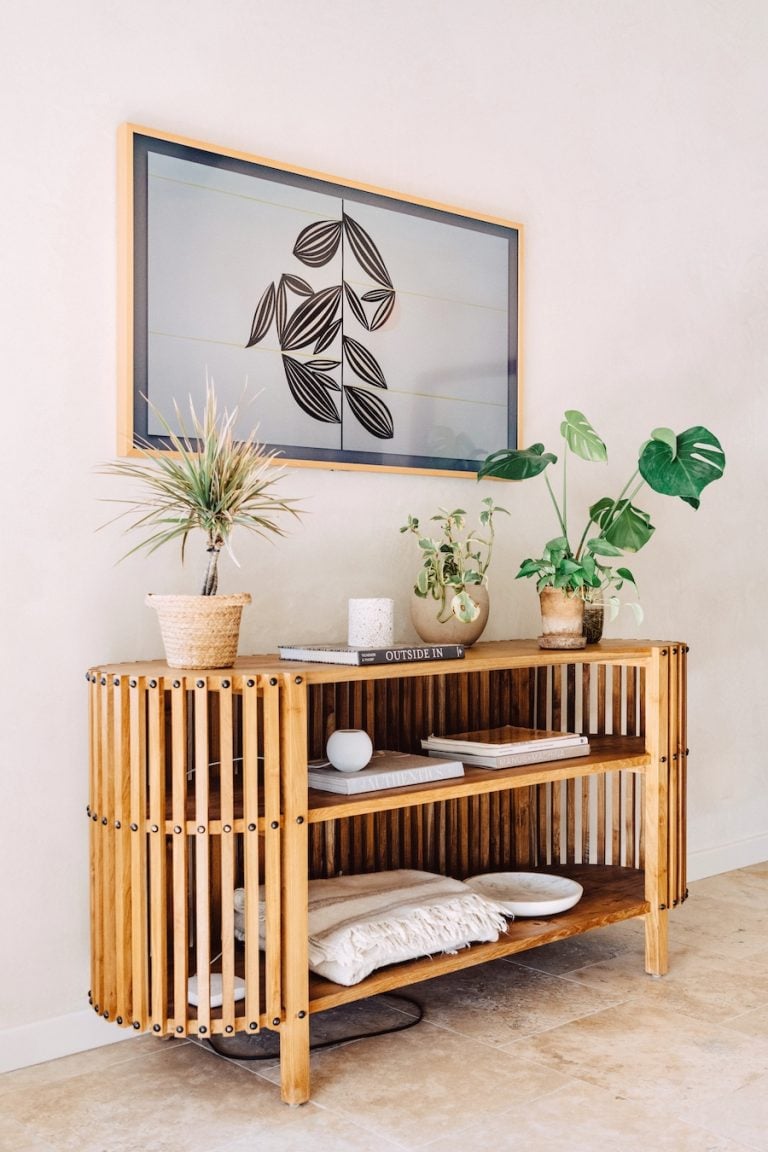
[478,411,725,623]
[100,382,301,595]
[400,498,508,624]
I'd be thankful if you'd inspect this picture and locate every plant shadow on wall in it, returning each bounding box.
[479,411,725,646]
[99,382,302,668]
[245,212,396,442]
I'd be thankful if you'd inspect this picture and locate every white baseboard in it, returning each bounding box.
[687,834,768,882]
[0,1002,137,1075]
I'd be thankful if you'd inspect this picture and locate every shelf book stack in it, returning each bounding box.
[307,750,465,794]
[422,725,591,770]
[279,642,465,666]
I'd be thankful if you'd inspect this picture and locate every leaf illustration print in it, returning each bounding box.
[244,204,397,442]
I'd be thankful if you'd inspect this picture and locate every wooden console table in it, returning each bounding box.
[86,639,687,1104]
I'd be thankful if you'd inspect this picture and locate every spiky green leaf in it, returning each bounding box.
[98,384,301,592]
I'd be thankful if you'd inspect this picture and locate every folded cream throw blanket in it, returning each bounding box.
[233,869,507,986]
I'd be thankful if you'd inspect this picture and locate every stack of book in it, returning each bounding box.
[421,724,590,769]
[307,749,465,794]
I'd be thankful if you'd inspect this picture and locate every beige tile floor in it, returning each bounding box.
[2,862,766,1152]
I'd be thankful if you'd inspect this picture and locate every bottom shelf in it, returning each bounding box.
[307,865,648,1012]
[160,865,647,1033]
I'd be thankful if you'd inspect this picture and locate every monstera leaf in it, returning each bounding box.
[639,426,725,509]
[589,497,655,553]
[560,411,608,462]
[477,443,558,481]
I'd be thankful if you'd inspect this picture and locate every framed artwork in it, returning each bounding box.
[118,124,522,475]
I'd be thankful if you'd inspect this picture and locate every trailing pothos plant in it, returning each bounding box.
[478,411,725,624]
[400,498,508,624]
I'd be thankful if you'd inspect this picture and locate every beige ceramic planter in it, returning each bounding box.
[410,585,489,647]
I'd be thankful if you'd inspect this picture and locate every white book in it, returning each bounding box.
[308,750,465,794]
[422,724,588,757]
[428,742,591,770]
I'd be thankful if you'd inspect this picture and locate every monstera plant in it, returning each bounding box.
[478,411,725,638]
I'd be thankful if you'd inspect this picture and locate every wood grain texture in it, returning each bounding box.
[87,640,687,1103]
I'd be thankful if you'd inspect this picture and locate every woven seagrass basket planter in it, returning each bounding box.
[146,593,252,669]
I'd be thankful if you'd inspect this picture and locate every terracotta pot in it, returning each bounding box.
[538,587,586,650]
[410,584,489,647]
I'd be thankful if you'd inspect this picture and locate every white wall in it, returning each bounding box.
[2,0,766,1067]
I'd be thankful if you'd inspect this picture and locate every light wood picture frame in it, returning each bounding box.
[118,124,523,476]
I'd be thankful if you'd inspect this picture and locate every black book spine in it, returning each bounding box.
[357,645,465,665]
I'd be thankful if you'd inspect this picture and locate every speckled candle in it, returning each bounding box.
[347,597,394,648]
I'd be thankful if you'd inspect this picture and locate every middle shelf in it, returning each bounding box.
[307,735,648,821]
[127,735,649,830]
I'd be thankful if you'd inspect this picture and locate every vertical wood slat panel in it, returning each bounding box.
[278,673,311,1106]
[99,680,117,1023]
[610,666,622,864]
[678,646,688,902]
[565,664,577,733]
[112,678,131,1023]
[513,786,532,868]
[596,665,607,862]
[88,677,104,1017]
[128,679,148,1030]
[242,676,262,1033]
[474,792,490,873]
[668,648,680,906]
[627,667,640,868]
[169,682,188,1035]
[581,663,592,863]
[565,778,577,864]
[537,667,552,864]
[218,682,236,1036]
[643,646,670,975]
[565,671,578,863]
[147,680,167,1032]
[193,680,211,1037]
[261,676,283,1028]
[667,644,688,906]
